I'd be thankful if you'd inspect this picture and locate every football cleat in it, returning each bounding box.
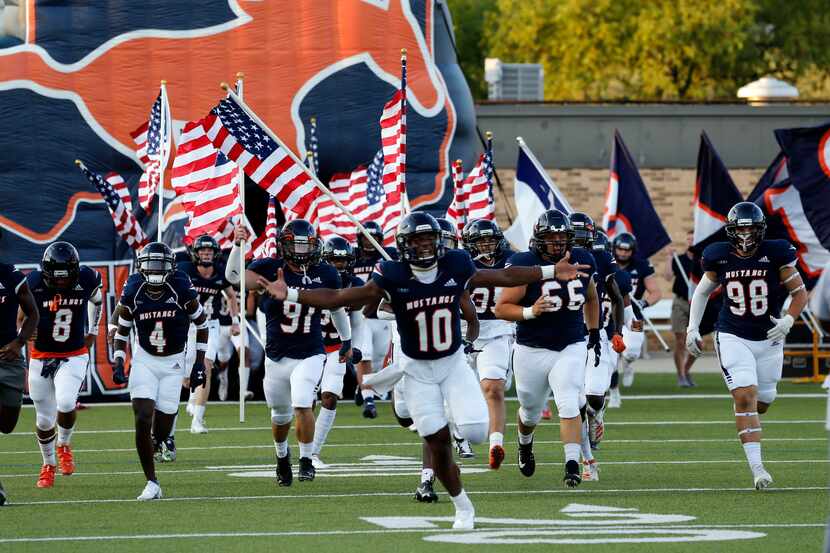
[415,478,438,503]
[276,453,293,487]
[362,397,378,419]
[311,454,328,470]
[564,460,582,488]
[137,480,162,501]
[608,388,622,408]
[56,445,75,476]
[454,437,475,459]
[489,444,505,470]
[354,386,364,407]
[518,439,536,477]
[452,507,475,530]
[582,459,599,482]
[36,464,56,488]
[753,469,773,490]
[153,439,164,463]
[298,457,316,482]
[0,480,7,506]
[407,423,418,432]
[161,437,177,463]
[190,417,208,434]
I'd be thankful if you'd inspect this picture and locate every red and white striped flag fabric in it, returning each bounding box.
[378,54,408,239]
[79,164,149,250]
[104,172,133,214]
[444,159,467,235]
[204,95,321,215]
[171,119,243,247]
[301,171,351,239]
[252,196,279,259]
[463,153,496,223]
[130,87,171,213]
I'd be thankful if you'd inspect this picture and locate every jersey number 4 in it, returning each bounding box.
[149,321,167,353]
[414,308,452,353]
[725,279,768,317]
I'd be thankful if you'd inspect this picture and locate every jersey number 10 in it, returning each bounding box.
[414,308,452,353]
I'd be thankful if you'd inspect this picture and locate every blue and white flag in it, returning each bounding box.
[504,137,572,249]
[692,131,744,250]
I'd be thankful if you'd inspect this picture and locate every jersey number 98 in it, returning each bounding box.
[725,279,768,317]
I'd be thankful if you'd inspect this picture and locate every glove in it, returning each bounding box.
[41,358,64,379]
[338,339,352,362]
[686,328,703,357]
[611,333,626,354]
[351,347,363,365]
[463,339,480,355]
[112,358,128,385]
[767,314,794,342]
[189,360,207,392]
[587,329,601,367]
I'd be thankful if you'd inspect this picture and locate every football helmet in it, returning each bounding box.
[435,217,459,250]
[593,229,611,254]
[612,232,637,263]
[280,219,321,268]
[725,202,766,255]
[358,221,385,256]
[530,210,572,263]
[41,242,80,290]
[321,236,356,279]
[462,219,508,267]
[137,242,176,287]
[191,234,220,267]
[396,212,445,269]
[569,212,596,248]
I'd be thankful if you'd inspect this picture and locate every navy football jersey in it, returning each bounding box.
[120,271,198,356]
[602,269,632,338]
[28,266,102,357]
[249,258,341,361]
[702,240,796,341]
[320,274,364,349]
[619,257,655,301]
[353,247,398,288]
[468,250,515,321]
[372,249,476,360]
[507,248,596,351]
[0,263,26,347]
[179,261,231,322]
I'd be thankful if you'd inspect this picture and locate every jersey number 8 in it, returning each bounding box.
[52,308,73,343]
[725,279,768,317]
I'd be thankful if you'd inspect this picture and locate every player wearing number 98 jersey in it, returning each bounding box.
[687,202,808,490]
[461,218,514,470]
[495,209,601,489]
[27,242,103,489]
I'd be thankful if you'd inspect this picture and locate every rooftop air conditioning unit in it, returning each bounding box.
[485,58,543,101]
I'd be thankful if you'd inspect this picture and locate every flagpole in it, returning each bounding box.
[157,80,170,243]
[399,49,410,215]
[235,72,249,423]
[219,83,392,261]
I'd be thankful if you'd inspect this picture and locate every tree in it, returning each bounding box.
[445,0,498,100]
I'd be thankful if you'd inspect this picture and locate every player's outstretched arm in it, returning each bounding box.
[642,274,662,308]
[470,251,590,289]
[606,274,625,333]
[460,290,479,343]
[258,269,384,310]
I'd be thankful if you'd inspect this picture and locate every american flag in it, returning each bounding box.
[104,172,134,213]
[378,53,408,235]
[203,95,321,215]
[79,163,149,250]
[171,119,243,248]
[444,159,467,235]
[462,152,496,223]
[130,87,171,213]
[306,117,319,176]
[251,196,279,259]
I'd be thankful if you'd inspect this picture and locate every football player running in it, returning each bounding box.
[686,202,807,490]
[610,232,660,404]
[461,219,515,469]
[112,242,209,500]
[350,221,396,418]
[495,210,601,488]
[255,212,588,529]
[226,220,351,485]
[180,235,239,433]
[26,242,103,488]
[0,252,39,505]
[312,236,365,468]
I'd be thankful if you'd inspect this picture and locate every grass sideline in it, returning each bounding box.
[0,373,827,552]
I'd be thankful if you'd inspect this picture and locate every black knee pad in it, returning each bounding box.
[610,370,619,389]
[587,394,605,413]
[395,414,414,428]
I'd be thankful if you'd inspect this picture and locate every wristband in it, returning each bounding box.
[286,288,300,303]
[113,350,126,361]
[196,342,208,352]
[540,265,555,280]
[522,306,536,320]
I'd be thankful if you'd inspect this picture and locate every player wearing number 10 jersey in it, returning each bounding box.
[254,212,590,530]
[687,202,807,490]
[27,242,103,489]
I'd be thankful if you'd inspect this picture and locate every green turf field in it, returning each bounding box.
[0,373,827,552]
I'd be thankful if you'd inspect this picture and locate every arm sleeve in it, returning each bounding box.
[225,244,243,284]
[12,270,25,293]
[688,274,718,331]
[86,289,104,334]
[331,307,351,341]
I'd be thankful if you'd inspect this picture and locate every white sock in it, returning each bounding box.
[489,432,504,449]
[742,442,764,473]
[312,407,337,455]
[421,468,434,483]
[193,404,206,422]
[38,431,57,465]
[274,440,288,458]
[564,442,581,464]
[169,414,177,438]
[361,389,374,400]
[518,431,533,445]
[57,425,74,447]
[298,441,314,459]
[580,420,594,462]
[450,489,474,513]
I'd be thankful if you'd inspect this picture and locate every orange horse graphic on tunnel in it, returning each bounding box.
[0,0,454,241]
